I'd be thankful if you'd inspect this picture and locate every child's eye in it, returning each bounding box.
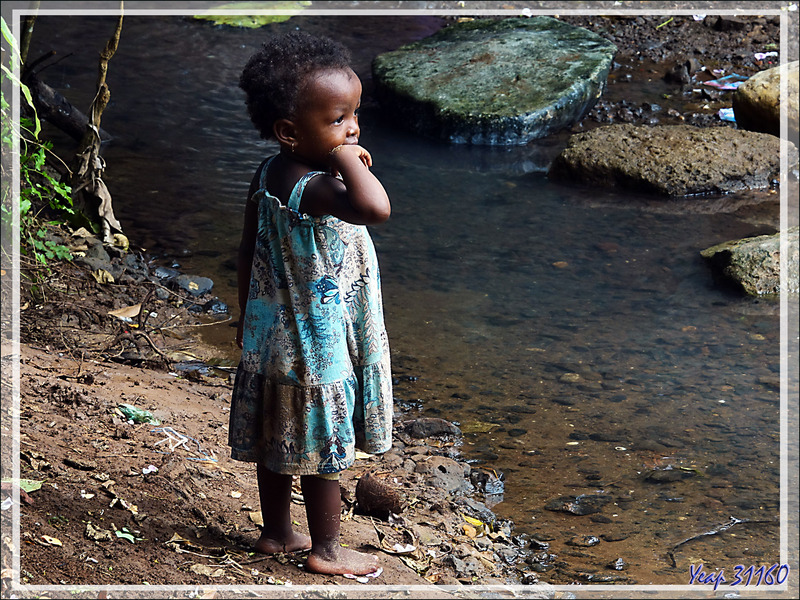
[334,115,345,124]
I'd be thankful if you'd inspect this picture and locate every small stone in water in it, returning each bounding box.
[609,557,626,570]
[568,535,601,547]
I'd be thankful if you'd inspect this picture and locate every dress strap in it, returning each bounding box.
[258,155,278,190]
[288,170,327,212]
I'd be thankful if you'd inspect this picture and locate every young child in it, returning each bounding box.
[228,31,393,576]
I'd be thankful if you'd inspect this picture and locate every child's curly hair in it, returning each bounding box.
[239,31,353,140]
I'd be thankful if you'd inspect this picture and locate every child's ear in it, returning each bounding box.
[273,119,297,147]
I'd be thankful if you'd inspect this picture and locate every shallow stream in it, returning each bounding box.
[27,11,789,586]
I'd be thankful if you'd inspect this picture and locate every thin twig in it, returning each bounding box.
[667,516,779,568]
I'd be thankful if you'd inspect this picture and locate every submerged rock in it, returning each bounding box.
[404,417,461,438]
[372,17,617,145]
[544,494,611,515]
[549,123,792,196]
[701,226,799,296]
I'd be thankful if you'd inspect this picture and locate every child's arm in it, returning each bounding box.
[235,173,261,349]
[300,144,391,225]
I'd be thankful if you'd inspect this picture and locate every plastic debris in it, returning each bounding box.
[754,51,779,61]
[152,427,217,462]
[718,108,736,122]
[1,498,13,510]
[117,403,160,425]
[115,527,141,543]
[41,535,62,546]
[703,74,748,91]
[343,567,383,583]
[142,465,158,475]
[692,14,706,20]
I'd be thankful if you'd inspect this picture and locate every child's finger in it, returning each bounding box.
[360,148,373,167]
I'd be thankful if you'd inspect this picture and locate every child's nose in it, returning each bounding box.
[347,117,359,137]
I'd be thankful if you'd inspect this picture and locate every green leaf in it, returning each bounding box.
[0,478,46,493]
[1,17,21,57]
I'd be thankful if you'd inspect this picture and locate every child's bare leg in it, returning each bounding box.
[301,474,379,575]
[254,464,311,553]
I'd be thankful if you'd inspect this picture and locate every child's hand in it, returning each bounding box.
[328,144,372,174]
[302,143,390,225]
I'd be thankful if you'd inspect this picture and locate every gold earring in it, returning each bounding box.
[291,141,296,153]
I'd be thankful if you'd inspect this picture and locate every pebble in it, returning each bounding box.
[544,494,610,515]
[175,274,214,296]
[590,514,613,524]
[645,468,695,483]
[600,532,630,542]
[567,535,601,547]
[609,557,627,570]
[589,431,625,442]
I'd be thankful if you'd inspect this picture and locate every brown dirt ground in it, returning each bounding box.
[2,10,792,598]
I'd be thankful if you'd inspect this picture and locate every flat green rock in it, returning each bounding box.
[372,17,617,145]
[193,2,310,28]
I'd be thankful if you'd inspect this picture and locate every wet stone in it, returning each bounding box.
[552,397,576,406]
[589,431,625,442]
[590,514,613,524]
[471,469,505,495]
[608,558,627,571]
[645,468,695,483]
[373,17,617,145]
[153,266,180,281]
[403,417,461,438]
[203,298,229,314]
[601,532,630,542]
[544,494,611,515]
[175,274,214,297]
[509,405,537,414]
[632,439,669,453]
[577,382,604,392]
[568,535,601,547]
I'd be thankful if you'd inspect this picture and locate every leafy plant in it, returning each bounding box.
[2,16,73,269]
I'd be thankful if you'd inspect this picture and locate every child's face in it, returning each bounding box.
[290,68,362,167]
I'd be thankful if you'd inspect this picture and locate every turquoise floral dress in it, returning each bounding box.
[228,156,393,475]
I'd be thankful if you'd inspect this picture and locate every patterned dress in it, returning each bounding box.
[228,156,393,475]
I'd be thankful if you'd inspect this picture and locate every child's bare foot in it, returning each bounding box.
[305,546,379,575]
[253,531,311,554]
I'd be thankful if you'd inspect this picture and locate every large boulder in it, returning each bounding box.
[700,227,799,296]
[372,17,617,145]
[548,123,792,196]
[733,61,799,140]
